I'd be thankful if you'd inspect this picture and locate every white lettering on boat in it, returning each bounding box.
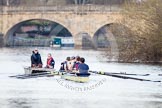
[56,78,107,92]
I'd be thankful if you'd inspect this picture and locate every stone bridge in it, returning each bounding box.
[0,6,122,47]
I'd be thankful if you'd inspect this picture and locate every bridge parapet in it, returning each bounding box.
[0,5,121,14]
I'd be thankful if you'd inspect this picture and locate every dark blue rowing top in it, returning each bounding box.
[78,63,89,74]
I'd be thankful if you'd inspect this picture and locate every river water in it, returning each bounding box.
[0,47,162,108]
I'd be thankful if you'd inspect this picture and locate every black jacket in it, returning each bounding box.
[31,53,42,65]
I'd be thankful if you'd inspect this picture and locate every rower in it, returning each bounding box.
[45,53,55,69]
[73,56,80,71]
[31,48,43,68]
[70,56,76,70]
[59,57,71,72]
[78,57,89,74]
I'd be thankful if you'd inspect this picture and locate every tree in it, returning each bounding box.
[111,0,162,62]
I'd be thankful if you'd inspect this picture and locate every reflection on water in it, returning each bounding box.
[7,98,34,108]
[0,47,162,108]
[3,98,162,108]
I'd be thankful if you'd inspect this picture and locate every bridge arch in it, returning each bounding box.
[93,23,114,48]
[93,23,119,60]
[4,19,73,46]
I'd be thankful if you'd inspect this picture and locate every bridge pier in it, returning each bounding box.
[74,33,97,49]
[73,34,82,49]
[0,34,4,47]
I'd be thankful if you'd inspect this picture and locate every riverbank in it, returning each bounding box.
[103,46,162,64]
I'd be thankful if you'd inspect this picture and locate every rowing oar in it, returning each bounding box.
[9,72,52,77]
[107,72,149,76]
[89,71,161,82]
[9,71,66,79]
[15,74,53,79]
[9,72,55,79]
[89,71,149,76]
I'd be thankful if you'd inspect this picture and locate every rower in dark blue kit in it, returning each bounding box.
[31,48,43,68]
[78,57,89,74]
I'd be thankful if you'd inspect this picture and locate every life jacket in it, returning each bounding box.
[47,57,54,67]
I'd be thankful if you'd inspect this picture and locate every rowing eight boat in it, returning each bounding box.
[61,73,90,83]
